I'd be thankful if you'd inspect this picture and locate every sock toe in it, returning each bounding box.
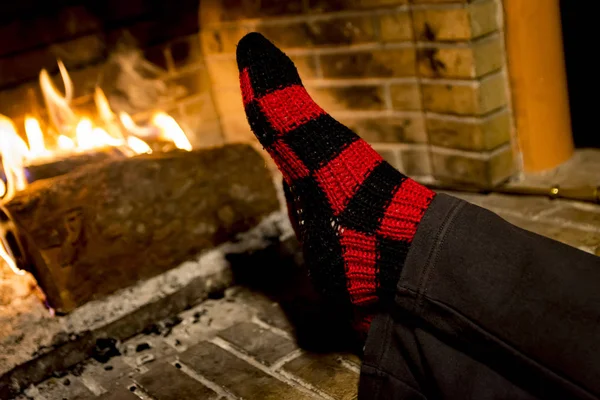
[236,32,302,97]
[236,32,276,71]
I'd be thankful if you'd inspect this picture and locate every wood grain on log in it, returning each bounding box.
[23,147,126,183]
[2,144,279,313]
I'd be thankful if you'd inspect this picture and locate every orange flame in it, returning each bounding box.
[39,61,77,134]
[95,87,124,142]
[0,241,25,276]
[75,118,123,150]
[152,112,192,151]
[93,127,123,147]
[0,61,184,207]
[75,118,94,150]
[0,115,29,198]
[57,135,76,150]
[24,116,49,159]
[127,136,152,154]
[119,112,158,138]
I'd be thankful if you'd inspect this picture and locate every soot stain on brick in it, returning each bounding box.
[307,19,367,46]
[418,48,447,77]
[142,315,183,337]
[324,52,395,78]
[208,289,226,300]
[329,86,384,110]
[70,363,86,377]
[92,338,121,363]
[193,309,208,323]
[135,343,151,352]
[162,316,183,337]
[212,31,223,52]
[422,22,437,41]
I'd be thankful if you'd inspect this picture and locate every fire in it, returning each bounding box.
[127,136,152,154]
[119,112,157,138]
[0,115,30,201]
[39,61,77,134]
[0,63,193,201]
[75,118,123,150]
[152,113,193,151]
[1,61,194,275]
[58,135,76,150]
[95,87,125,142]
[24,116,48,158]
[0,242,25,276]
[120,111,194,152]
[75,118,94,150]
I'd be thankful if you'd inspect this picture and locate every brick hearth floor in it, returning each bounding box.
[19,189,600,400]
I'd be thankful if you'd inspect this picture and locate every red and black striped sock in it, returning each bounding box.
[238,33,436,335]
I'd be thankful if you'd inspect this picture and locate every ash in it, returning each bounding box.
[0,211,294,395]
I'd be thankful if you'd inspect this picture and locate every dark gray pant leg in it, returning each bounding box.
[360,194,600,400]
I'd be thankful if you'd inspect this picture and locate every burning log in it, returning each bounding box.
[0,147,127,188]
[23,147,126,183]
[1,144,279,313]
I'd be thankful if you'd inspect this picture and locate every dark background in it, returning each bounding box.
[560,0,599,148]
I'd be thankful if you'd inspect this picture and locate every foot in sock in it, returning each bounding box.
[237,32,436,335]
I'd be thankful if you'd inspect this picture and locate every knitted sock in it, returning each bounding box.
[238,33,436,334]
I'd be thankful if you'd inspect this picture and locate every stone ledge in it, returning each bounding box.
[0,212,292,399]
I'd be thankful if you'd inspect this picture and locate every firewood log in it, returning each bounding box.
[0,144,279,313]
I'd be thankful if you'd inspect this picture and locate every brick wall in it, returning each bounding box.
[1,0,516,184]
[0,0,223,148]
[200,0,516,185]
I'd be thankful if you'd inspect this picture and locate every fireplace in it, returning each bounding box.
[198,0,518,185]
[0,0,593,397]
[0,2,283,395]
[0,0,246,309]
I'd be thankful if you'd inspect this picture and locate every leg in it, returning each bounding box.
[368,194,600,399]
[236,32,600,399]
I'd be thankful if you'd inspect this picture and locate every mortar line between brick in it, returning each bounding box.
[411,0,489,11]
[425,107,508,123]
[270,349,305,371]
[512,213,599,242]
[430,142,510,160]
[538,218,600,234]
[330,109,423,119]
[22,385,46,400]
[203,6,411,29]
[313,54,324,79]
[373,142,429,151]
[250,315,295,340]
[490,209,600,234]
[420,70,504,86]
[78,374,107,396]
[530,206,563,221]
[129,383,158,400]
[407,2,432,177]
[174,360,238,400]
[210,337,324,399]
[276,369,337,400]
[305,77,419,87]
[205,41,415,59]
[569,202,600,214]
[337,357,362,374]
[415,32,501,48]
